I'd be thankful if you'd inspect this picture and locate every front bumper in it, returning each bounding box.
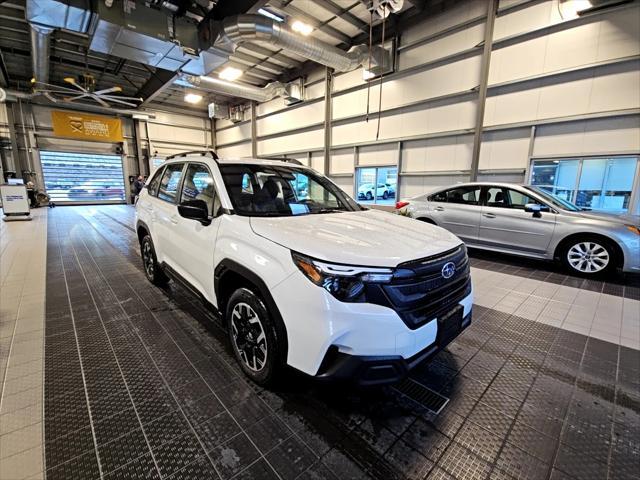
[271,269,474,378]
[316,308,472,386]
[620,237,640,272]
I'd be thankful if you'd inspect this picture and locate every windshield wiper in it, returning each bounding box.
[312,208,345,214]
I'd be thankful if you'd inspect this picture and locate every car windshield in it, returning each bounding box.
[524,186,580,211]
[219,164,362,217]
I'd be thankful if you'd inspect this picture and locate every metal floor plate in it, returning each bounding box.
[13,205,637,480]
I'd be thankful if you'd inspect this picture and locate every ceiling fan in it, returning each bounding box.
[32,74,143,108]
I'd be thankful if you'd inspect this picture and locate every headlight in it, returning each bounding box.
[292,252,393,302]
[625,224,640,236]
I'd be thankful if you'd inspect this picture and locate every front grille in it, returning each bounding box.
[363,245,471,329]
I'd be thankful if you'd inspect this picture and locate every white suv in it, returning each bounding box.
[135,152,473,386]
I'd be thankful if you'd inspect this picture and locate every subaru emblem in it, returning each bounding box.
[441,262,456,279]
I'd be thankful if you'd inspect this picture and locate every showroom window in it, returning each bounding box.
[40,151,126,204]
[530,156,638,213]
[355,166,398,205]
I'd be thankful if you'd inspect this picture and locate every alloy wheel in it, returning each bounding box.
[231,302,268,372]
[567,241,610,273]
[142,241,154,278]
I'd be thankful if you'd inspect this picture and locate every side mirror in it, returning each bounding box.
[178,200,211,225]
[524,203,550,217]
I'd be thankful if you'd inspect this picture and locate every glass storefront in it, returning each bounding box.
[530,157,638,213]
[355,166,398,206]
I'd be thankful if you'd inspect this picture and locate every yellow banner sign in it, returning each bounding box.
[51,111,123,142]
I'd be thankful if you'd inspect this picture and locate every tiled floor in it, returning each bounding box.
[0,209,47,480]
[0,205,638,480]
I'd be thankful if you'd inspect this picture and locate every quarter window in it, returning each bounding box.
[157,163,184,203]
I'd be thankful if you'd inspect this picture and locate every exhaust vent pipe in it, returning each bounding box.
[220,14,371,73]
[29,24,53,83]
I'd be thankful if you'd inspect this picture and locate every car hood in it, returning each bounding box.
[250,209,462,267]
[565,210,640,226]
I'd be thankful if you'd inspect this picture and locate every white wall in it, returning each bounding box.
[2,103,212,202]
[209,0,640,202]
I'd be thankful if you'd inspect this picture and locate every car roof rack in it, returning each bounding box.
[166,150,219,161]
[257,156,303,166]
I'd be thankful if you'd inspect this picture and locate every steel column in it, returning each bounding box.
[323,67,333,176]
[133,120,146,176]
[470,0,498,182]
[5,103,19,173]
[250,102,257,158]
[210,118,217,150]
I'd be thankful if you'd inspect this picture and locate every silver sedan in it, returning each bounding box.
[396,182,640,276]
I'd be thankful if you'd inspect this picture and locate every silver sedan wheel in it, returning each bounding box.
[231,303,268,372]
[567,241,610,273]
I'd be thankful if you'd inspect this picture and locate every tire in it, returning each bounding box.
[561,236,616,276]
[140,235,169,286]
[226,288,284,386]
[366,191,373,200]
[382,191,389,199]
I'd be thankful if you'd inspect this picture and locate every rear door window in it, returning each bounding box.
[157,163,184,203]
[431,186,481,205]
[147,167,165,197]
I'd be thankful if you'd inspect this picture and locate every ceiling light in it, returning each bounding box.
[362,69,376,81]
[258,8,284,22]
[291,20,313,36]
[558,0,592,19]
[219,67,243,82]
[184,93,203,104]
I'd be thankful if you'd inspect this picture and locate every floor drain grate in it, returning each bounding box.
[393,378,449,415]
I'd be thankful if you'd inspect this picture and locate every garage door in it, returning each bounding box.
[40,151,126,204]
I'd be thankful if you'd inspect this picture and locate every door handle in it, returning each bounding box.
[482,213,496,219]
[434,206,445,211]
[169,216,179,225]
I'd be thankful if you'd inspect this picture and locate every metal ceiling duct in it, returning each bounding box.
[220,14,370,73]
[177,75,287,103]
[26,0,94,84]
[29,24,53,84]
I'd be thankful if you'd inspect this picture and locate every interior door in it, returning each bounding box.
[171,163,222,299]
[428,185,482,243]
[479,186,556,254]
[154,163,185,266]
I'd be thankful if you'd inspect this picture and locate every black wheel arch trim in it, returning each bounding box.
[214,259,289,358]
[136,219,151,243]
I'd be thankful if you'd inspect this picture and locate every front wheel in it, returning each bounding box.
[561,237,615,276]
[141,235,169,286]
[382,191,389,199]
[366,191,373,200]
[226,288,284,386]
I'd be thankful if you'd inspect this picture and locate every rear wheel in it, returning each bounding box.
[382,191,389,199]
[226,288,284,386]
[561,237,615,276]
[141,235,169,286]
